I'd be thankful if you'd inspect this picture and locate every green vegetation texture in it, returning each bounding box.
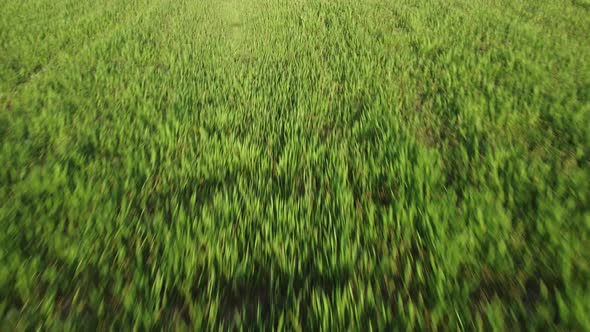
[1,0,589,330]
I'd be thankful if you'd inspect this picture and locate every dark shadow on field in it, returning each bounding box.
[571,0,590,10]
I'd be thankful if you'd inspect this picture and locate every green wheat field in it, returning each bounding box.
[1,0,589,329]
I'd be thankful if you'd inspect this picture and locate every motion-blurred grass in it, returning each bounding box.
[1,0,589,329]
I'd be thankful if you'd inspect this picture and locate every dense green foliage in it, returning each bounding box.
[1,0,589,329]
